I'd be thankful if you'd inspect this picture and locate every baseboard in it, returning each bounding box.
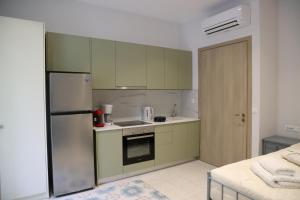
[15,192,49,200]
[98,158,197,185]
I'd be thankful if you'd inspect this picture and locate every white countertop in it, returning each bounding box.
[93,117,200,132]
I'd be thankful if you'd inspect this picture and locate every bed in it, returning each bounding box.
[207,143,300,200]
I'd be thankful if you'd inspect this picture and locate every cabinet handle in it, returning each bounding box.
[0,124,4,129]
[126,135,154,140]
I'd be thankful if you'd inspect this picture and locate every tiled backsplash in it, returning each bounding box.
[92,90,198,121]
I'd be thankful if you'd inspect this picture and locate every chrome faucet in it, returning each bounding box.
[171,104,177,117]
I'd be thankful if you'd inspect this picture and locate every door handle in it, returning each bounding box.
[0,124,4,130]
[241,113,246,123]
[234,113,246,123]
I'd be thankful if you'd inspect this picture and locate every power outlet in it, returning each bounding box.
[284,124,300,133]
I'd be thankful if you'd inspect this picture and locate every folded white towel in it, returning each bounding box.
[251,161,300,189]
[258,157,295,176]
[283,152,300,166]
[290,143,300,150]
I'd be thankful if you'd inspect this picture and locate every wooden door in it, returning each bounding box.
[91,38,116,89]
[199,40,249,166]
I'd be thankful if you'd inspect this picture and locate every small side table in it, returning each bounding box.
[262,135,300,155]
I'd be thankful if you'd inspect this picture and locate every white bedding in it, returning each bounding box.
[210,143,300,200]
[211,180,251,200]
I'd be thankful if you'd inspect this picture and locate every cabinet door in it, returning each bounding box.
[123,160,154,174]
[178,50,192,89]
[155,125,174,165]
[186,121,200,159]
[91,39,115,89]
[146,46,165,89]
[46,32,91,72]
[116,42,146,87]
[96,130,123,181]
[165,48,179,89]
[173,123,188,161]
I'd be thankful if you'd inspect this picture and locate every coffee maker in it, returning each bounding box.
[102,104,113,125]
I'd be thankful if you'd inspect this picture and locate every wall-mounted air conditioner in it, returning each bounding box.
[202,5,251,35]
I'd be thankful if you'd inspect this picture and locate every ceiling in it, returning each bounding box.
[77,0,238,23]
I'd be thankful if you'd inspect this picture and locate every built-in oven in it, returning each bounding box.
[123,126,155,166]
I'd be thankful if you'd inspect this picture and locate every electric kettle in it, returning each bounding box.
[143,107,154,121]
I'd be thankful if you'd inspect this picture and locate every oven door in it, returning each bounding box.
[123,132,155,165]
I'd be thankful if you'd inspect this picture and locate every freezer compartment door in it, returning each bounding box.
[49,73,92,112]
[50,113,95,196]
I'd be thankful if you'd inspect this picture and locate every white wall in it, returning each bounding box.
[180,0,262,156]
[277,0,300,139]
[259,0,278,148]
[0,0,181,49]
[3,0,298,156]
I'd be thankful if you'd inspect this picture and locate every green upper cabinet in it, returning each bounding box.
[146,46,165,89]
[116,42,147,87]
[96,130,123,181]
[178,50,193,90]
[46,32,192,89]
[165,49,179,89]
[46,32,91,72]
[91,39,115,89]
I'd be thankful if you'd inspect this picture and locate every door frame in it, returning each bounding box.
[198,36,252,159]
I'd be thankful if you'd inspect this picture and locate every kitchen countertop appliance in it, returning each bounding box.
[102,104,113,125]
[93,109,105,127]
[154,116,166,122]
[143,106,154,121]
[122,126,155,165]
[48,72,95,197]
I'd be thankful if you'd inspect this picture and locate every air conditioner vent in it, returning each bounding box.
[202,5,250,35]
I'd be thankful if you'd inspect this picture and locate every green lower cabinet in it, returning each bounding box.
[155,125,174,165]
[96,130,123,181]
[186,121,200,159]
[123,160,155,174]
[172,123,188,161]
[155,122,200,167]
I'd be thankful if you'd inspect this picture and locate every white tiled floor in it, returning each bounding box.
[100,160,215,200]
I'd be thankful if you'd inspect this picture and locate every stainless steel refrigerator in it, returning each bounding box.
[48,72,95,197]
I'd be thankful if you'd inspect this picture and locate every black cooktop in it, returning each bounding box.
[114,120,151,127]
